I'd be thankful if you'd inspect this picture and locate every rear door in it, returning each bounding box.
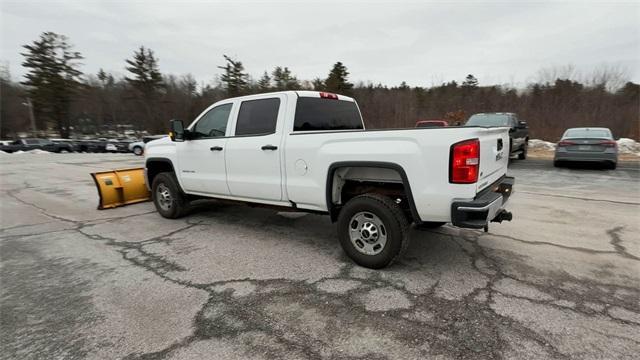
[225,95,286,201]
[476,128,510,191]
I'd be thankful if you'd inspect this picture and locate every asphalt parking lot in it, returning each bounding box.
[1,154,639,359]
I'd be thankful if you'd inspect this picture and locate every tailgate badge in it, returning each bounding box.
[496,152,504,161]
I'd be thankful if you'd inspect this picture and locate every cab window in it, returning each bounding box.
[235,98,280,136]
[192,104,232,138]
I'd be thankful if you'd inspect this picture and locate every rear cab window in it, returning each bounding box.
[294,96,363,131]
[563,128,612,139]
[466,114,511,127]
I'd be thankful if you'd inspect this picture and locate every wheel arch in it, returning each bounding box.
[325,161,421,223]
[145,157,177,191]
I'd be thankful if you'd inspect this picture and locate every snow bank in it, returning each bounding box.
[617,138,640,155]
[10,149,52,155]
[529,139,556,151]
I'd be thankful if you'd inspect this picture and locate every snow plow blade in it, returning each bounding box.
[91,168,150,209]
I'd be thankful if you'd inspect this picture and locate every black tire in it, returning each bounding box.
[133,146,144,156]
[608,162,617,170]
[152,172,189,219]
[518,141,528,160]
[337,193,410,269]
[553,160,562,168]
[415,221,447,230]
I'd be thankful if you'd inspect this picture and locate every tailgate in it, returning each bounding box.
[476,128,510,192]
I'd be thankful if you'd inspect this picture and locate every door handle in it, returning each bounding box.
[210,146,223,151]
[261,145,278,151]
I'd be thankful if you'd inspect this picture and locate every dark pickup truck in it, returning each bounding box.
[465,112,529,159]
[0,138,74,153]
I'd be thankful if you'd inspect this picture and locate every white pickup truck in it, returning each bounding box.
[144,91,514,268]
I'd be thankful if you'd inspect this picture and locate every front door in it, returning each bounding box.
[225,96,284,201]
[176,103,233,195]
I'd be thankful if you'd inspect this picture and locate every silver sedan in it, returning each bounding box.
[554,127,618,169]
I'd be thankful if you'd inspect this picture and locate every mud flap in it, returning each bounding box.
[91,168,150,209]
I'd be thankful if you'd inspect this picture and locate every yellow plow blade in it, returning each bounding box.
[91,168,150,209]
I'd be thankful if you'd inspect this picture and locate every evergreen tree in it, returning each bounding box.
[324,62,353,94]
[462,74,479,88]
[257,71,272,91]
[218,55,248,96]
[20,32,83,138]
[272,66,300,90]
[125,46,163,97]
[312,78,325,91]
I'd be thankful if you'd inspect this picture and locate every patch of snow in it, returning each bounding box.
[528,139,556,151]
[10,149,52,155]
[617,138,640,156]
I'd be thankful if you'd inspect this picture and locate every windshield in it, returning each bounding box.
[563,128,611,139]
[466,114,510,127]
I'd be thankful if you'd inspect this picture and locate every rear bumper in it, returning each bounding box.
[554,151,617,163]
[451,176,514,229]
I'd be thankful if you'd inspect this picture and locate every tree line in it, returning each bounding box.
[1,31,638,140]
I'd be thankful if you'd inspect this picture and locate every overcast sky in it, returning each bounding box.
[1,0,639,88]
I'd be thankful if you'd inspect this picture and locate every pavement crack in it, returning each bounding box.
[518,190,640,206]
[607,226,639,260]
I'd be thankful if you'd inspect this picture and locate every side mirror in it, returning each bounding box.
[517,121,528,129]
[170,119,185,142]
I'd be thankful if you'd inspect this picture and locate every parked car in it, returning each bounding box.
[129,135,166,155]
[554,127,617,169]
[50,138,78,152]
[415,120,448,128]
[144,91,514,269]
[0,138,74,153]
[75,139,107,153]
[465,113,529,159]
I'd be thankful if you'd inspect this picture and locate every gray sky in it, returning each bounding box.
[2,0,639,88]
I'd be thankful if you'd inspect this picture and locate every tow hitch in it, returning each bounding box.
[491,209,513,223]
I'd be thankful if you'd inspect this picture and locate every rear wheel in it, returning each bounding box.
[553,160,561,167]
[337,194,410,269]
[607,162,617,170]
[152,172,189,219]
[518,141,528,160]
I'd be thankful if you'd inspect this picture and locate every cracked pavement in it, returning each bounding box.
[1,154,639,359]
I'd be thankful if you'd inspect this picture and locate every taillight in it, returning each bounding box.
[599,140,617,148]
[557,140,575,147]
[319,92,338,100]
[450,139,480,184]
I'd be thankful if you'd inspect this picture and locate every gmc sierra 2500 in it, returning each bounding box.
[145,91,514,268]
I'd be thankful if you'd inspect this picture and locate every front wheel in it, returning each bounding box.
[133,146,143,156]
[152,172,189,219]
[337,194,410,269]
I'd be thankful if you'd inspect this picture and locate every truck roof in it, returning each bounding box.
[217,90,355,103]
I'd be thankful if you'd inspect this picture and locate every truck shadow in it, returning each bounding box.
[185,199,466,270]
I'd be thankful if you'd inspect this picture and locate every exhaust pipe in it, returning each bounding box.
[491,210,513,223]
